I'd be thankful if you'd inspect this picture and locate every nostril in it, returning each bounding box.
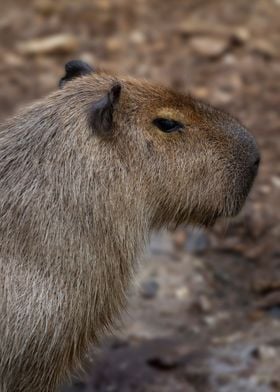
[253,155,260,171]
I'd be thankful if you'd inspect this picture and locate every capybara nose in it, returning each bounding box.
[234,124,260,177]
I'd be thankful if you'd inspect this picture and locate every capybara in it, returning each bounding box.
[0,60,260,391]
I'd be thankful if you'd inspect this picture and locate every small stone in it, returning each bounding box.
[204,312,229,327]
[252,271,280,294]
[18,34,79,55]
[259,185,271,194]
[219,72,242,92]
[185,228,209,254]
[222,54,237,65]
[271,176,280,188]
[210,71,243,105]
[175,286,190,300]
[193,273,204,285]
[251,39,278,59]
[172,228,187,251]
[190,86,209,99]
[198,296,212,312]
[79,53,96,67]
[129,31,146,44]
[140,279,159,299]
[177,21,226,37]
[212,332,243,344]
[96,0,111,11]
[3,52,24,67]
[189,36,229,58]
[254,291,280,310]
[149,232,174,255]
[106,36,122,52]
[34,0,60,15]
[204,315,217,327]
[232,27,250,44]
[251,345,277,360]
[184,364,209,389]
[211,90,233,104]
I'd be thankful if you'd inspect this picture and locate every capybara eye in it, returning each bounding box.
[152,118,183,133]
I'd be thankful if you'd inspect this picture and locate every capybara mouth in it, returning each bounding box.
[220,187,253,219]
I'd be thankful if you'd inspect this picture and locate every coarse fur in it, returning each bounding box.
[0,65,259,391]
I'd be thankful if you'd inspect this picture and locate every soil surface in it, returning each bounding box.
[0,0,279,391]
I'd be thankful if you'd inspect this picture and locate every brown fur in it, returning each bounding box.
[0,69,259,391]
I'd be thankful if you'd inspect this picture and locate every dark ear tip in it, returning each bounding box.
[110,83,122,102]
[59,59,94,88]
[112,83,121,94]
[65,60,94,74]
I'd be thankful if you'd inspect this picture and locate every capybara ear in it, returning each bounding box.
[89,83,121,137]
[59,60,94,88]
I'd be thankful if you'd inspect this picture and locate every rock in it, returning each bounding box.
[177,22,249,45]
[211,90,233,105]
[184,364,209,390]
[198,295,212,312]
[251,39,278,59]
[175,286,190,300]
[149,232,174,256]
[212,332,243,344]
[204,312,229,327]
[271,176,280,188]
[242,241,272,260]
[185,228,209,254]
[254,291,280,311]
[177,21,226,37]
[18,34,79,55]
[189,36,229,58]
[129,30,146,44]
[222,53,238,66]
[211,72,242,104]
[140,279,159,299]
[34,0,60,15]
[252,271,280,294]
[106,36,122,52]
[79,52,96,66]
[190,86,209,99]
[259,185,271,194]
[3,52,24,67]
[231,27,250,45]
[172,228,187,251]
[251,345,277,361]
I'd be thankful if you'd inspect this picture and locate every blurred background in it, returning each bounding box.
[1,0,279,391]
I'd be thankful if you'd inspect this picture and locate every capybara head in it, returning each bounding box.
[59,60,259,228]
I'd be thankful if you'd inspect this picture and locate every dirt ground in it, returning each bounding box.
[0,0,280,391]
